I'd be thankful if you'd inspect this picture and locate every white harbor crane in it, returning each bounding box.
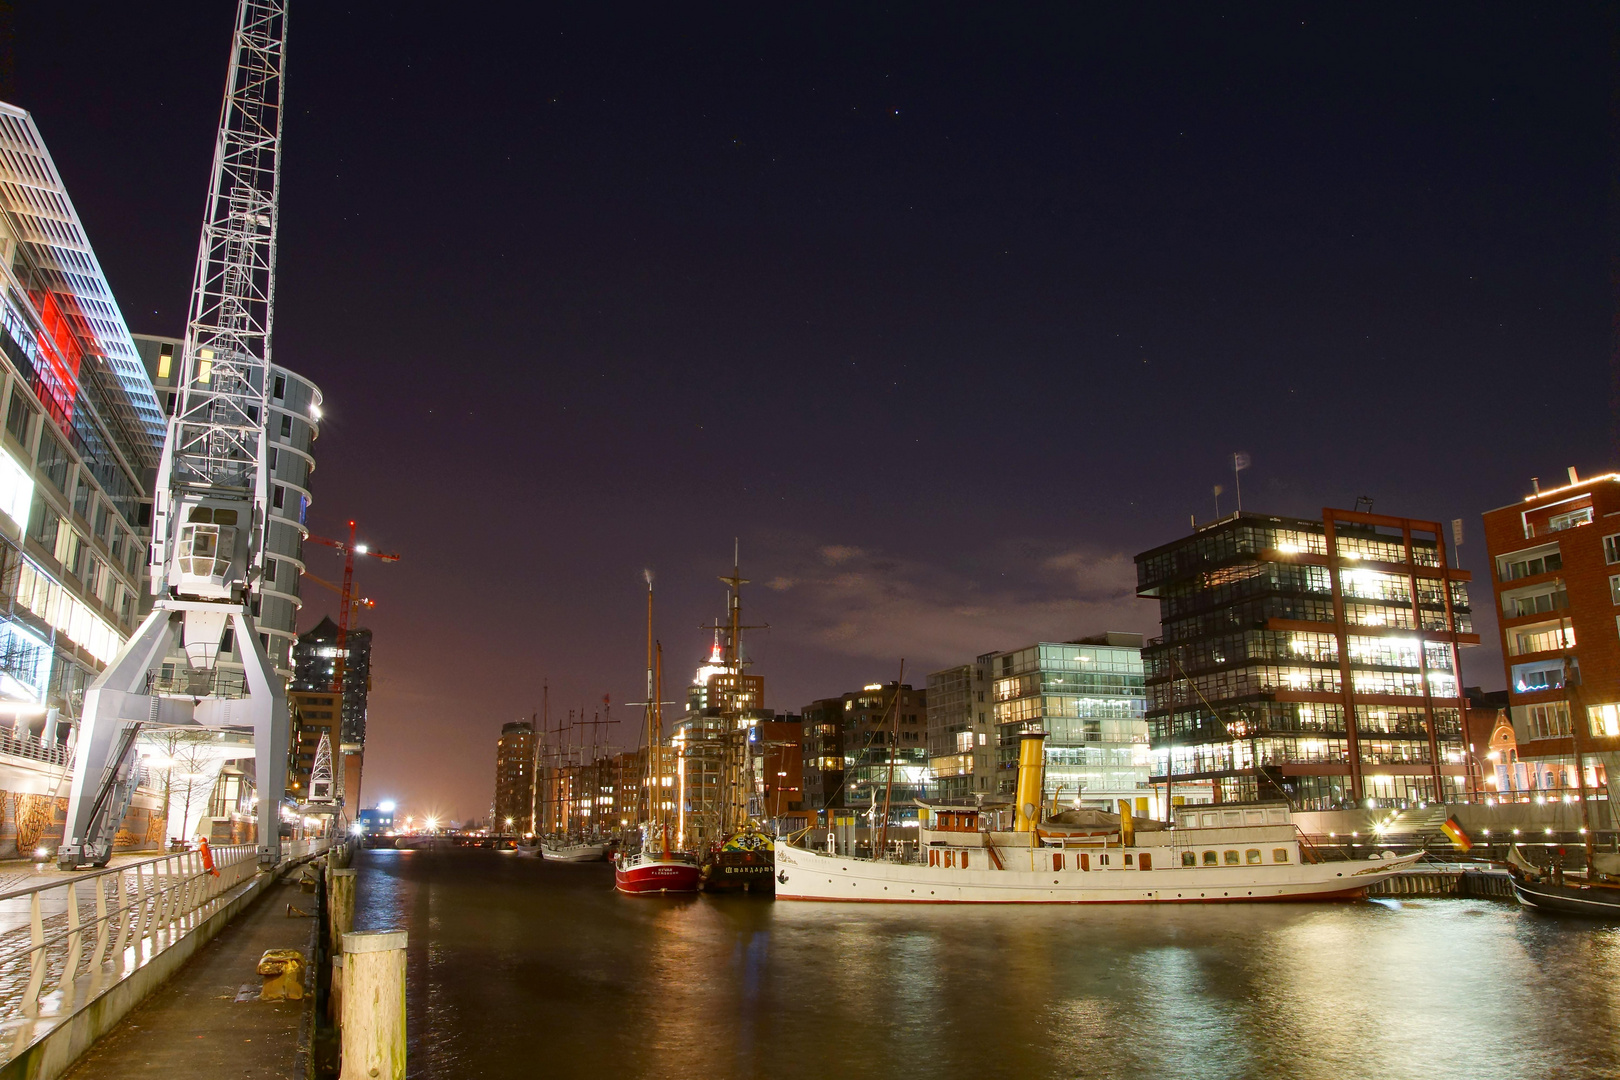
[58,0,291,868]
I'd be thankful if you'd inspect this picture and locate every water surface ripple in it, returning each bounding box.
[353,847,1619,1080]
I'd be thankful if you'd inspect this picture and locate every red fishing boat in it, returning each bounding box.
[615,573,700,896]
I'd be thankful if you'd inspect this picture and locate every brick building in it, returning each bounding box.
[1482,469,1620,806]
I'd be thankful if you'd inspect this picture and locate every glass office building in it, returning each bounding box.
[1136,509,1476,810]
[986,634,1149,808]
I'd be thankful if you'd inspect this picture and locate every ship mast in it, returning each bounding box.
[715,540,767,837]
[877,659,905,859]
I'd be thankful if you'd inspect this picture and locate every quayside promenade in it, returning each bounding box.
[59,870,317,1080]
[0,840,331,1080]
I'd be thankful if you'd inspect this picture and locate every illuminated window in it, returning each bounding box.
[0,448,33,529]
[1548,508,1593,532]
[157,343,173,379]
[196,348,214,385]
[1590,704,1620,739]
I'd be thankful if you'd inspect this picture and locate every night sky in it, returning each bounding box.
[7,5,1613,820]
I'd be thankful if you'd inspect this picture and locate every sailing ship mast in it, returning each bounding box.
[715,540,768,838]
[639,570,675,854]
[876,659,906,859]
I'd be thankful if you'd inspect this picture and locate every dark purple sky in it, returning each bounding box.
[8,5,1613,820]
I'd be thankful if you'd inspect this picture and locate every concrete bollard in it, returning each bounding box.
[328,869,357,955]
[340,930,406,1080]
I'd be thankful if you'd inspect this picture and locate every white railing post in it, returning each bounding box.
[152,858,171,944]
[132,863,150,963]
[22,892,44,1017]
[59,880,82,1010]
[90,873,110,970]
[111,869,131,972]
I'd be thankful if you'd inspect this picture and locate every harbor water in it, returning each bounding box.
[354,846,1620,1080]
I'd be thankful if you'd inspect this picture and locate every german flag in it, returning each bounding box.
[1440,817,1473,852]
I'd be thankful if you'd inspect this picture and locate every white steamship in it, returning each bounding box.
[774,732,1420,904]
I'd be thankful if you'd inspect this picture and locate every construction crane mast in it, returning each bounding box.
[59,0,291,868]
[307,520,399,695]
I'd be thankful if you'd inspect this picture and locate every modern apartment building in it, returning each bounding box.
[925,663,985,800]
[979,634,1149,808]
[801,697,844,810]
[1482,470,1620,805]
[1136,509,1477,811]
[290,616,373,746]
[494,720,535,832]
[798,682,928,814]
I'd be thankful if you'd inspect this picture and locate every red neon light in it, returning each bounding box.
[29,291,82,422]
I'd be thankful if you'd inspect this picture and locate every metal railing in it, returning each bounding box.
[0,837,328,1041]
[0,729,72,768]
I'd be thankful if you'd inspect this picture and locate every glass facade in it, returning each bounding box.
[291,617,373,746]
[1137,511,1474,811]
[925,664,975,800]
[0,106,165,754]
[985,638,1148,805]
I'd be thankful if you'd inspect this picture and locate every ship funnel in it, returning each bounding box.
[1013,731,1047,833]
[1118,799,1135,847]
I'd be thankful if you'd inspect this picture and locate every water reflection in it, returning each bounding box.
[354,849,1619,1080]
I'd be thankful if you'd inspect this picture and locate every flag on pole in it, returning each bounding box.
[1233,452,1251,471]
[1440,817,1473,852]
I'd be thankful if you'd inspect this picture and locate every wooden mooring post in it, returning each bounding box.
[328,869,357,954]
[340,930,407,1080]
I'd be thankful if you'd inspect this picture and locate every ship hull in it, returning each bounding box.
[1511,876,1620,919]
[542,842,609,863]
[615,856,702,895]
[774,844,1421,904]
[700,852,775,893]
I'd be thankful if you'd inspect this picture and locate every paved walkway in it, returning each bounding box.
[58,873,317,1079]
[0,853,155,895]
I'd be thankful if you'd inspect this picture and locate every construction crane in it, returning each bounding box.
[306,520,398,696]
[59,0,291,869]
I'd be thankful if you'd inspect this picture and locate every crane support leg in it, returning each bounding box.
[58,604,289,870]
[235,611,289,866]
[60,608,175,869]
